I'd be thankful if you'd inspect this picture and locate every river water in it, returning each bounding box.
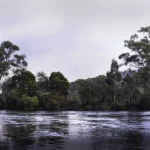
[0,111,150,150]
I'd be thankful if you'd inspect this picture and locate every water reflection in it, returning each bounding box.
[0,111,150,149]
[0,111,70,150]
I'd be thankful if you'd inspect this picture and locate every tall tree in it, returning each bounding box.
[36,71,50,110]
[36,71,49,90]
[119,26,150,91]
[3,71,36,109]
[0,41,27,104]
[0,41,27,79]
[49,72,69,110]
[49,72,69,95]
[107,59,122,103]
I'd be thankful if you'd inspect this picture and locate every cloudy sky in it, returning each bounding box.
[0,0,150,81]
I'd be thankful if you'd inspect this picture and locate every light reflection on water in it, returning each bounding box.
[0,111,150,149]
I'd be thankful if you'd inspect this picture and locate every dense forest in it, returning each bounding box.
[1,26,150,111]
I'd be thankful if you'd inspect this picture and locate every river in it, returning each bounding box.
[0,111,150,150]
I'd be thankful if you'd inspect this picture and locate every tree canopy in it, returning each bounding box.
[1,26,150,110]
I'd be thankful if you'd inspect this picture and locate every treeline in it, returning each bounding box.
[1,26,150,110]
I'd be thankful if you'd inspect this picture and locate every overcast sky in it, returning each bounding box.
[0,0,150,81]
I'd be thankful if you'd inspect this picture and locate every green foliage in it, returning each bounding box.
[49,72,69,95]
[73,75,114,110]
[48,99,60,110]
[0,41,27,79]
[36,71,49,90]
[11,71,36,96]
[139,93,150,110]
[36,71,69,110]
[20,95,39,110]
[1,27,150,111]
[68,95,82,110]
[7,88,20,109]
[119,26,150,92]
[36,90,50,110]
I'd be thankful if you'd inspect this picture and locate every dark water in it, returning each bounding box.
[0,111,150,150]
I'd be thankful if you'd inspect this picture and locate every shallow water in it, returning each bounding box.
[0,111,150,150]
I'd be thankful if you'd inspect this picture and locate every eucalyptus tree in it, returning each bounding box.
[107,59,122,103]
[121,69,138,107]
[0,41,27,79]
[119,26,150,92]
[0,41,27,104]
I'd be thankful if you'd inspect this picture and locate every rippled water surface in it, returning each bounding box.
[0,111,150,150]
